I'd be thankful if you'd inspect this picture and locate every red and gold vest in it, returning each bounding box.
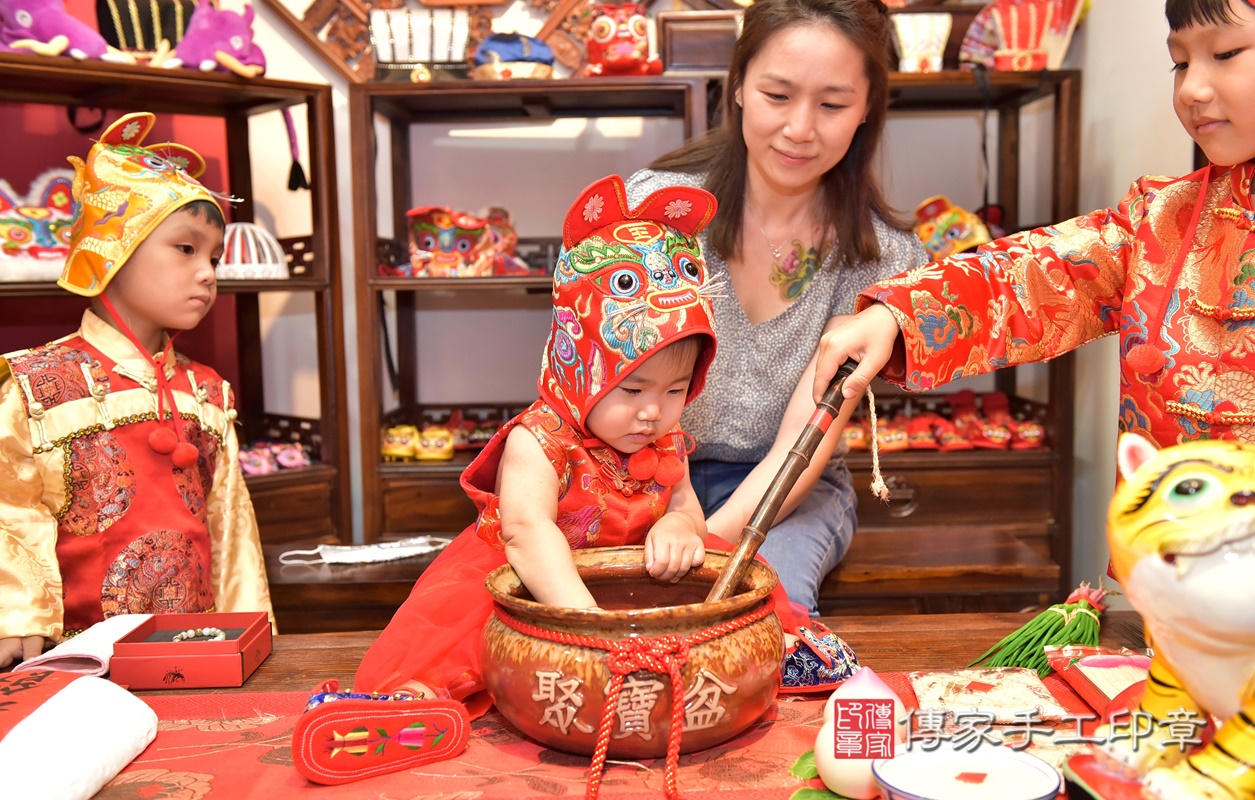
[5,334,234,633]
[463,401,686,553]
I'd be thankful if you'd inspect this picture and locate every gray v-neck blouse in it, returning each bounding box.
[625,169,930,474]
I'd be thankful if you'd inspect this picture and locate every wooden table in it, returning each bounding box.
[186,610,1147,695]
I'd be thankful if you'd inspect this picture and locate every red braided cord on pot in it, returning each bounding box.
[493,598,775,800]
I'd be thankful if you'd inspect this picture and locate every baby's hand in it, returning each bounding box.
[645,513,705,583]
[0,636,44,669]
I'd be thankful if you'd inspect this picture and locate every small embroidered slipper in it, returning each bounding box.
[842,417,870,451]
[292,681,470,785]
[875,416,910,452]
[905,413,940,449]
[779,622,861,693]
[982,391,1046,449]
[951,401,1012,449]
[932,417,975,451]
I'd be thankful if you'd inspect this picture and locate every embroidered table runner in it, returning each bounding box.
[104,673,1095,798]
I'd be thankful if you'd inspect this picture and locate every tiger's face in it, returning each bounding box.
[1108,434,1255,635]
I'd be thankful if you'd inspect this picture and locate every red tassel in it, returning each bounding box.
[172,442,199,468]
[654,455,684,487]
[1126,343,1167,375]
[627,448,658,481]
[149,427,178,454]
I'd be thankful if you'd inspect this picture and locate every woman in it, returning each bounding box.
[626,0,928,616]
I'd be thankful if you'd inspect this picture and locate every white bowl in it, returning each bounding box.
[872,746,1061,800]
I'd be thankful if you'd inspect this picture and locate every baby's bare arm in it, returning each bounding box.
[498,428,598,609]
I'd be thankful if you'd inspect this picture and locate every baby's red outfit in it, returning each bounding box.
[352,400,700,713]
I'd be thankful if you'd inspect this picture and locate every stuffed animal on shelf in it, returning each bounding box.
[381,424,420,462]
[1073,434,1255,800]
[95,0,196,63]
[0,168,74,283]
[470,32,554,80]
[0,0,133,61]
[581,3,661,77]
[414,425,455,461]
[404,206,496,278]
[162,1,265,77]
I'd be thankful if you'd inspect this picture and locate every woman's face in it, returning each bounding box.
[736,22,871,197]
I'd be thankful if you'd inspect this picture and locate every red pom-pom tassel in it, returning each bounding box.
[1126,343,1167,375]
[627,447,658,481]
[148,426,178,454]
[654,455,684,487]
[171,442,199,468]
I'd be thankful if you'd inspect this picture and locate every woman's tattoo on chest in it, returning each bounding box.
[769,241,828,302]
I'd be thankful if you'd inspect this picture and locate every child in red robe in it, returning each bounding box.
[814,0,1255,452]
[0,112,271,668]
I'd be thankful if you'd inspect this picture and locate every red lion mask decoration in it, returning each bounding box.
[582,3,662,77]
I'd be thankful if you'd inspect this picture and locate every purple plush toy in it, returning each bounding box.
[0,0,132,60]
[164,2,265,77]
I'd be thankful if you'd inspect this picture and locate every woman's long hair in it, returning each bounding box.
[649,0,904,270]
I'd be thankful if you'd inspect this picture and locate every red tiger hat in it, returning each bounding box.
[538,174,718,434]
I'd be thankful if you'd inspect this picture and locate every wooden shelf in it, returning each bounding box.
[244,461,338,491]
[380,453,477,478]
[361,76,708,122]
[370,275,552,292]
[887,70,1080,111]
[0,51,322,115]
[846,448,1058,471]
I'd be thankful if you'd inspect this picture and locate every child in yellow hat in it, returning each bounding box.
[0,112,272,668]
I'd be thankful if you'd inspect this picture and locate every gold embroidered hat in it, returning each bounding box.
[58,112,221,297]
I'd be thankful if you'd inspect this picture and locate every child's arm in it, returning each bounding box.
[497,426,598,609]
[815,178,1151,400]
[708,315,862,543]
[0,370,62,665]
[204,382,274,630]
[0,637,44,669]
[644,466,706,582]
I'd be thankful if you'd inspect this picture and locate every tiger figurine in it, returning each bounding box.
[1100,433,1255,800]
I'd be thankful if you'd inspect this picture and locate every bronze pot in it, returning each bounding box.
[482,546,783,758]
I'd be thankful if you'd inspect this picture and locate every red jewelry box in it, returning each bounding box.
[109,612,272,690]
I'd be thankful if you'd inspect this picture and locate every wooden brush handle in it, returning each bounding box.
[705,358,859,603]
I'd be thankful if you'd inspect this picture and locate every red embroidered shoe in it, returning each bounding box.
[292,681,470,785]
[905,413,940,449]
[982,391,1045,449]
[876,415,910,452]
[948,391,1011,449]
[842,417,870,451]
[932,417,975,451]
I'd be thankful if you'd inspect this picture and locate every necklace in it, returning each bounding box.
[755,219,787,263]
[747,205,795,264]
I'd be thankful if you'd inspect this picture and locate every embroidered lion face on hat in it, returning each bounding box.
[538,174,718,432]
[58,111,221,297]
